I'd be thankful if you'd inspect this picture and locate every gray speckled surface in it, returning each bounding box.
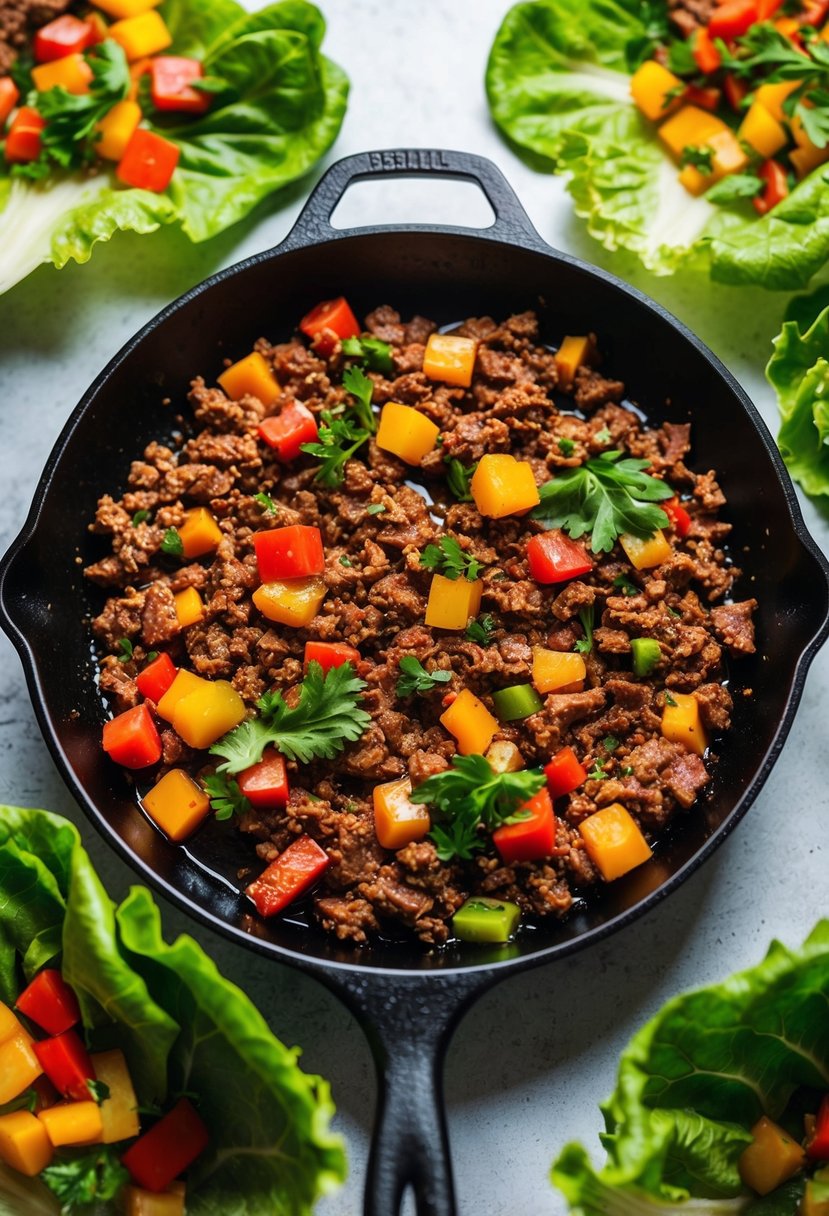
[1,3,828,1214]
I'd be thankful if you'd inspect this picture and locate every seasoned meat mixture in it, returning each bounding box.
[86,306,756,947]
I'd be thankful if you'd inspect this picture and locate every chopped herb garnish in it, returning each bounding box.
[602,735,620,753]
[594,427,612,445]
[342,364,377,433]
[574,605,595,655]
[666,39,697,76]
[622,765,634,777]
[41,1147,129,1208]
[339,555,353,567]
[532,450,672,553]
[366,503,387,515]
[87,1079,110,1105]
[587,760,609,781]
[203,773,252,821]
[132,509,150,527]
[445,457,478,502]
[706,173,764,204]
[116,637,134,663]
[300,410,370,489]
[558,438,575,457]
[612,573,639,597]
[160,527,184,558]
[665,691,678,707]
[146,651,159,663]
[465,613,497,646]
[667,605,681,618]
[396,656,452,698]
[680,144,715,174]
[420,535,482,581]
[254,491,278,515]
[341,334,394,375]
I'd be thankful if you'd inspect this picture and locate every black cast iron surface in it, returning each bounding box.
[2,149,829,1216]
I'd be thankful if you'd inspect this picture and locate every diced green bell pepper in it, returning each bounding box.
[491,683,543,722]
[631,637,661,677]
[453,896,520,943]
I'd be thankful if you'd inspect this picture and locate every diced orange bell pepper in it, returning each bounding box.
[554,335,592,390]
[692,27,722,75]
[85,12,110,43]
[658,105,727,159]
[754,80,800,123]
[90,0,161,17]
[38,1101,103,1148]
[578,803,652,881]
[90,1050,140,1144]
[424,573,483,631]
[116,128,179,192]
[739,101,787,158]
[619,529,672,570]
[662,691,708,756]
[109,9,171,60]
[4,107,46,163]
[790,142,829,178]
[178,507,223,559]
[630,60,685,121]
[470,453,540,518]
[422,333,477,387]
[373,777,431,850]
[142,768,211,841]
[376,402,440,464]
[0,1002,22,1045]
[0,77,20,126]
[32,52,93,95]
[218,351,280,406]
[0,1033,42,1105]
[171,681,246,750]
[173,585,204,629]
[125,1182,186,1216]
[531,647,586,694]
[440,688,498,755]
[739,1117,807,1196]
[156,669,206,723]
[252,576,327,626]
[0,1111,53,1176]
[95,99,142,161]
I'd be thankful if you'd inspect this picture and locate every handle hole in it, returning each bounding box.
[329,178,496,231]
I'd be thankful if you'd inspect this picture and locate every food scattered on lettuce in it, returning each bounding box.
[0,0,348,295]
[551,920,829,1216]
[767,285,829,498]
[486,0,829,288]
[0,805,346,1214]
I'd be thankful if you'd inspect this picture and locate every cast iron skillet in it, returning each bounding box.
[2,149,829,1216]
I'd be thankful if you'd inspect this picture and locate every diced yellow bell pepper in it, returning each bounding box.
[142,768,211,841]
[109,10,172,59]
[32,53,93,95]
[373,777,431,850]
[619,529,672,570]
[440,688,498,756]
[739,101,787,159]
[739,1116,806,1196]
[376,402,440,465]
[471,453,540,518]
[172,680,246,750]
[424,573,483,631]
[91,0,160,18]
[422,333,477,387]
[658,105,727,159]
[554,335,592,390]
[0,1111,53,1177]
[173,585,205,629]
[707,127,749,177]
[485,740,524,773]
[90,1050,140,1144]
[156,669,205,723]
[0,1033,42,1105]
[532,647,586,694]
[218,351,280,406]
[39,1102,103,1148]
[95,99,142,161]
[0,1002,22,1045]
[125,1181,186,1216]
[790,142,829,179]
[754,79,801,123]
[178,507,223,559]
[661,690,708,757]
[578,803,652,881]
[630,60,685,122]
[252,576,327,627]
[678,163,714,197]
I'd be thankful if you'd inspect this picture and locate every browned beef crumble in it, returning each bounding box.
[86,307,756,948]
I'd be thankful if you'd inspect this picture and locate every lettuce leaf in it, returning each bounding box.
[552,922,829,1214]
[0,806,346,1214]
[767,289,829,497]
[486,0,829,286]
[0,0,347,294]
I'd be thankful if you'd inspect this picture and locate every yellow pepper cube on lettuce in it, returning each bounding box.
[90,1049,141,1143]
[95,100,142,161]
[630,60,685,122]
[38,1101,103,1148]
[0,1111,53,1176]
[108,9,172,60]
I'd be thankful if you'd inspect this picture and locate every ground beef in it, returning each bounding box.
[86,308,755,948]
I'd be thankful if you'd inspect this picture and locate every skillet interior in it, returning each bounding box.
[3,224,827,973]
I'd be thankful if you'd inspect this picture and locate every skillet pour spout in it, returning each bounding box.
[2,149,829,1216]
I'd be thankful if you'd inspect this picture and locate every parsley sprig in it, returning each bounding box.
[465,613,497,646]
[445,457,478,501]
[160,527,184,557]
[203,773,252,820]
[574,605,595,655]
[41,1147,129,1208]
[680,144,714,174]
[410,756,545,862]
[396,656,452,698]
[341,335,394,375]
[300,409,369,488]
[420,535,482,581]
[210,661,370,772]
[532,451,672,553]
[342,365,377,433]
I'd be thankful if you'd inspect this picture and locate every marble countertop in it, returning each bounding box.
[1,3,827,1214]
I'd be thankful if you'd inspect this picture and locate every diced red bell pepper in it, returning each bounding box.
[102,703,162,769]
[150,56,210,114]
[237,747,290,809]
[723,74,748,112]
[16,970,81,1036]
[33,14,92,62]
[4,107,45,163]
[121,1098,209,1193]
[135,652,177,703]
[84,12,109,45]
[799,0,829,22]
[684,84,721,111]
[253,524,325,581]
[753,159,789,216]
[806,1093,829,1160]
[662,496,691,538]
[492,788,557,864]
[258,402,318,461]
[116,128,179,193]
[693,27,722,74]
[544,746,588,799]
[304,641,360,673]
[526,530,592,585]
[708,0,758,38]
[246,835,330,917]
[299,297,360,357]
[0,77,20,126]
[33,1030,95,1100]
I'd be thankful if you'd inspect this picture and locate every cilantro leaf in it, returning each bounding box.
[419,535,482,581]
[706,173,764,204]
[254,491,278,515]
[160,527,184,557]
[341,335,394,375]
[210,660,370,772]
[300,410,369,488]
[445,457,478,501]
[574,605,595,655]
[116,637,134,663]
[132,509,150,526]
[342,365,377,433]
[410,756,545,862]
[464,613,497,646]
[41,1146,129,1208]
[531,451,672,553]
[680,144,714,174]
[396,656,452,698]
[666,39,697,76]
[366,503,386,515]
[612,573,639,597]
[558,438,575,457]
[203,773,252,821]
[87,1079,110,1104]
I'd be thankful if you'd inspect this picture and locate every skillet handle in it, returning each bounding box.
[280,148,544,249]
